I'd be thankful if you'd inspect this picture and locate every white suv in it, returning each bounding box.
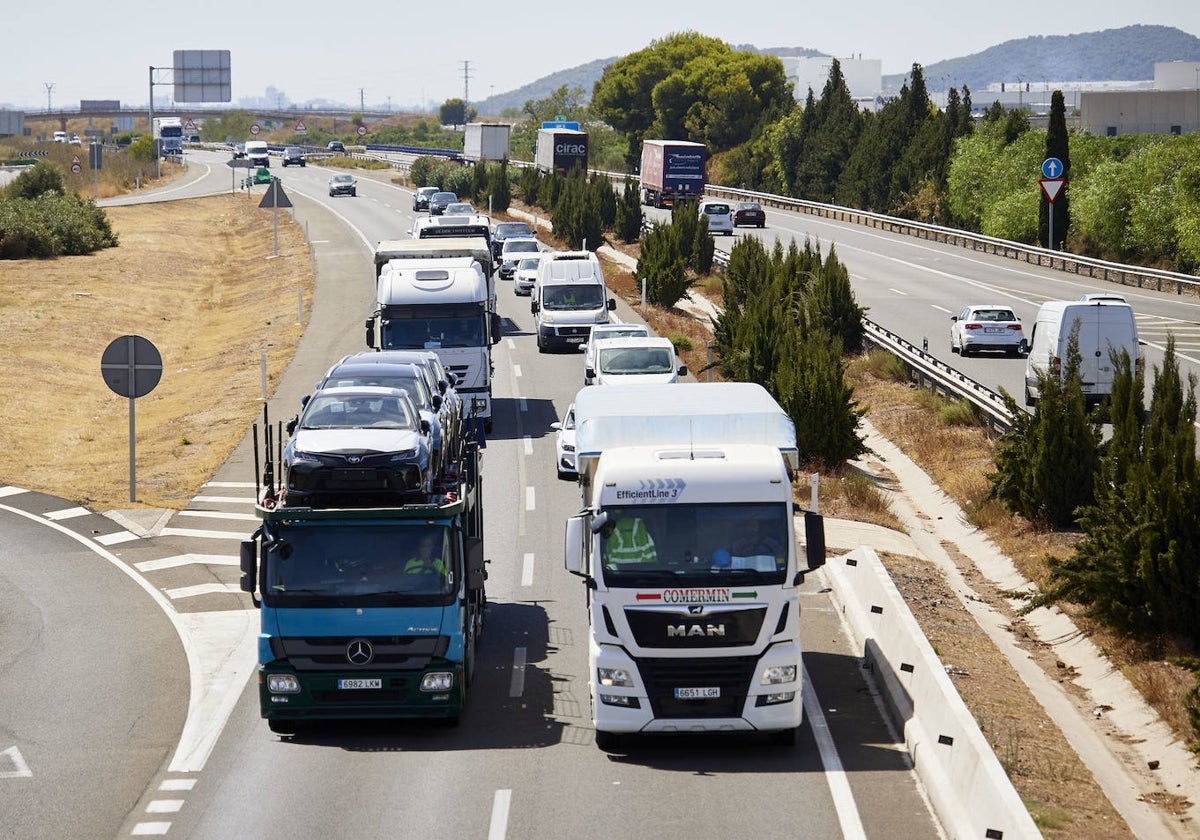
[698,200,734,236]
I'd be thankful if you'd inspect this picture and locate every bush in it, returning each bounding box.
[635,223,690,308]
[0,192,118,260]
[615,177,642,244]
[4,162,65,199]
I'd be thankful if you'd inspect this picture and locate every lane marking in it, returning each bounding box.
[889,288,909,296]
[509,648,527,698]
[0,745,32,778]
[523,436,533,456]
[145,800,184,813]
[489,789,512,840]
[159,779,196,791]
[44,506,90,521]
[525,487,535,511]
[519,397,528,413]
[165,583,245,600]
[513,364,523,378]
[131,823,171,836]
[521,553,534,587]
[930,304,954,314]
[136,554,238,572]
[177,510,259,522]
[803,664,868,839]
[96,531,138,546]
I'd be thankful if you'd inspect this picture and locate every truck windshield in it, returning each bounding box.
[542,285,604,311]
[382,313,485,349]
[160,126,183,137]
[597,503,790,587]
[262,524,455,606]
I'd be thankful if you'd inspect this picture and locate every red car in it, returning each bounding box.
[732,201,766,228]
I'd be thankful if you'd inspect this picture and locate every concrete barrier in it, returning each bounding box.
[823,546,1042,840]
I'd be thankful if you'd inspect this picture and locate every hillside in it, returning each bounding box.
[474,25,1200,116]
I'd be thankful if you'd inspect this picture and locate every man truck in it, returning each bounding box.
[639,139,707,208]
[240,418,487,733]
[563,382,826,750]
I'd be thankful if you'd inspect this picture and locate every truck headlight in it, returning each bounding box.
[267,674,301,694]
[597,667,634,687]
[760,665,796,685]
[421,672,454,692]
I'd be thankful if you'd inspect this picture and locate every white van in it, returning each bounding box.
[244,140,270,167]
[586,336,687,386]
[531,251,615,351]
[1023,297,1139,406]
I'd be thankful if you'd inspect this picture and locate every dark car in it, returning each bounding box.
[428,191,457,215]
[732,201,766,228]
[413,186,439,211]
[327,140,346,153]
[328,173,357,197]
[281,146,306,167]
[283,386,431,507]
[491,221,534,261]
[232,143,246,159]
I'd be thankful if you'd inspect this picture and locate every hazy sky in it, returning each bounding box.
[3,0,1196,111]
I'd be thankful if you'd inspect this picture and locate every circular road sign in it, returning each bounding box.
[1042,157,1064,179]
[250,124,261,135]
[100,334,163,398]
[71,162,82,174]
[357,125,367,137]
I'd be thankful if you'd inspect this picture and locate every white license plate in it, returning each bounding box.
[338,678,382,690]
[675,686,720,699]
[566,337,586,344]
[984,327,1004,333]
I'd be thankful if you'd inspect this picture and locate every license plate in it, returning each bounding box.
[984,327,1004,333]
[331,469,376,482]
[338,678,382,690]
[675,686,720,699]
[566,337,586,344]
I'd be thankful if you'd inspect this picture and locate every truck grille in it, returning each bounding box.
[637,656,757,718]
[279,635,449,671]
[624,607,766,648]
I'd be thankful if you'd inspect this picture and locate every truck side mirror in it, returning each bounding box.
[365,318,376,348]
[239,540,258,594]
[607,298,616,311]
[285,416,298,436]
[531,300,539,314]
[465,537,487,591]
[804,510,826,571]
[491,313,502,345]
[678,365,688,377]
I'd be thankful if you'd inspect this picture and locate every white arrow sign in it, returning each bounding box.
[1,746,32,779]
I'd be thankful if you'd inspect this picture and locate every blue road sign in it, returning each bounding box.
[1042,157,1064,179]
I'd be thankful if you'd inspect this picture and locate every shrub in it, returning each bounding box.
[635,223,690,308]
[615,177,642,244]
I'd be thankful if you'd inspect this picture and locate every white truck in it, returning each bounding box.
[152,116,184,157]
[367,251,498,434]
[564,382,826,750]
[530,251,615,352]
[462,123,511,163]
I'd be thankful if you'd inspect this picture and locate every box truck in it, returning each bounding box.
[563,382,825,750]
[535,128,588,175]
[463,123,511,162]
[639,139,707,208]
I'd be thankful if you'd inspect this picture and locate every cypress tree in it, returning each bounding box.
[615,177,643,244]
[1040,90,1071,249]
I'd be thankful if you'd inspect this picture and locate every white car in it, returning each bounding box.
[587,336,687,386]
[580,322,651,383]
[513,255,545,296]
[950,304,1027,357]
[499,237,542,280]
[550,404,577,479]
[698,200,734,236]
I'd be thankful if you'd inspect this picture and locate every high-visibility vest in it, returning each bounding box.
[606,518,656,564]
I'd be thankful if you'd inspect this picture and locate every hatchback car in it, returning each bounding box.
[950,305,1027,356]
[281,146,306,167]
[413,186,439,211]
[491,221,534,261]
[732,201,765,228]
[550,404,577,479]
[428,191,458,215]
[513,255,545,296]
[327,140,346,153]
[313,360,449,479]
[283,386,432,507]
[498,238,542,280]
[698,200,734,235]
[328,173,357,197]
[232,143,246,159]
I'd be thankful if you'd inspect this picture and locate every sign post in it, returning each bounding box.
[259,179,294,256]
[1041,158,1065,250]
[100,335,163,502]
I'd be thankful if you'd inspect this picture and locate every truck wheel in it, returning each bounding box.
[595,730,623,752]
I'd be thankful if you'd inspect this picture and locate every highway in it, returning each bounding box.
[11,145,1197,838]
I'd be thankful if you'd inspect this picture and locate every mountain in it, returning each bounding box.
[884,25,1200,92]
[474,25,1200,116]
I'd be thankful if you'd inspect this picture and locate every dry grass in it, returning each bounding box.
[0,193,312,509]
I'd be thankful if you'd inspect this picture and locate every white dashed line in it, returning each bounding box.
[525,487,535,511]
[521,553,534,587]
[509,648,527,697]
[489,789,512,840]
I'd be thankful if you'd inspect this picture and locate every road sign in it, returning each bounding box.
[357,124,367,137]
[294,119,308,134]
[250,123,261,135]
[101,335,162,398]
[71,162,82,174]
[1040,178,1065,204]
[89,143,102,170]
[541,120,581,131]
[1042,157,1063,179]
[17,150,48,158]
[183,118,198,133]
[259,180,293,209]
[226,158,254,169]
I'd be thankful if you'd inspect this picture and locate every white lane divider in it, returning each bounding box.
[514,364,523,378]
[803,663,867,839]
[510,647,527,698]
[489,789,512,840]
[523,436,533,456]
[521,553,534,587]
[525,487,535,511]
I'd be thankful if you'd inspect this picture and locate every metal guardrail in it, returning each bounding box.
[861,319,1015,433]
